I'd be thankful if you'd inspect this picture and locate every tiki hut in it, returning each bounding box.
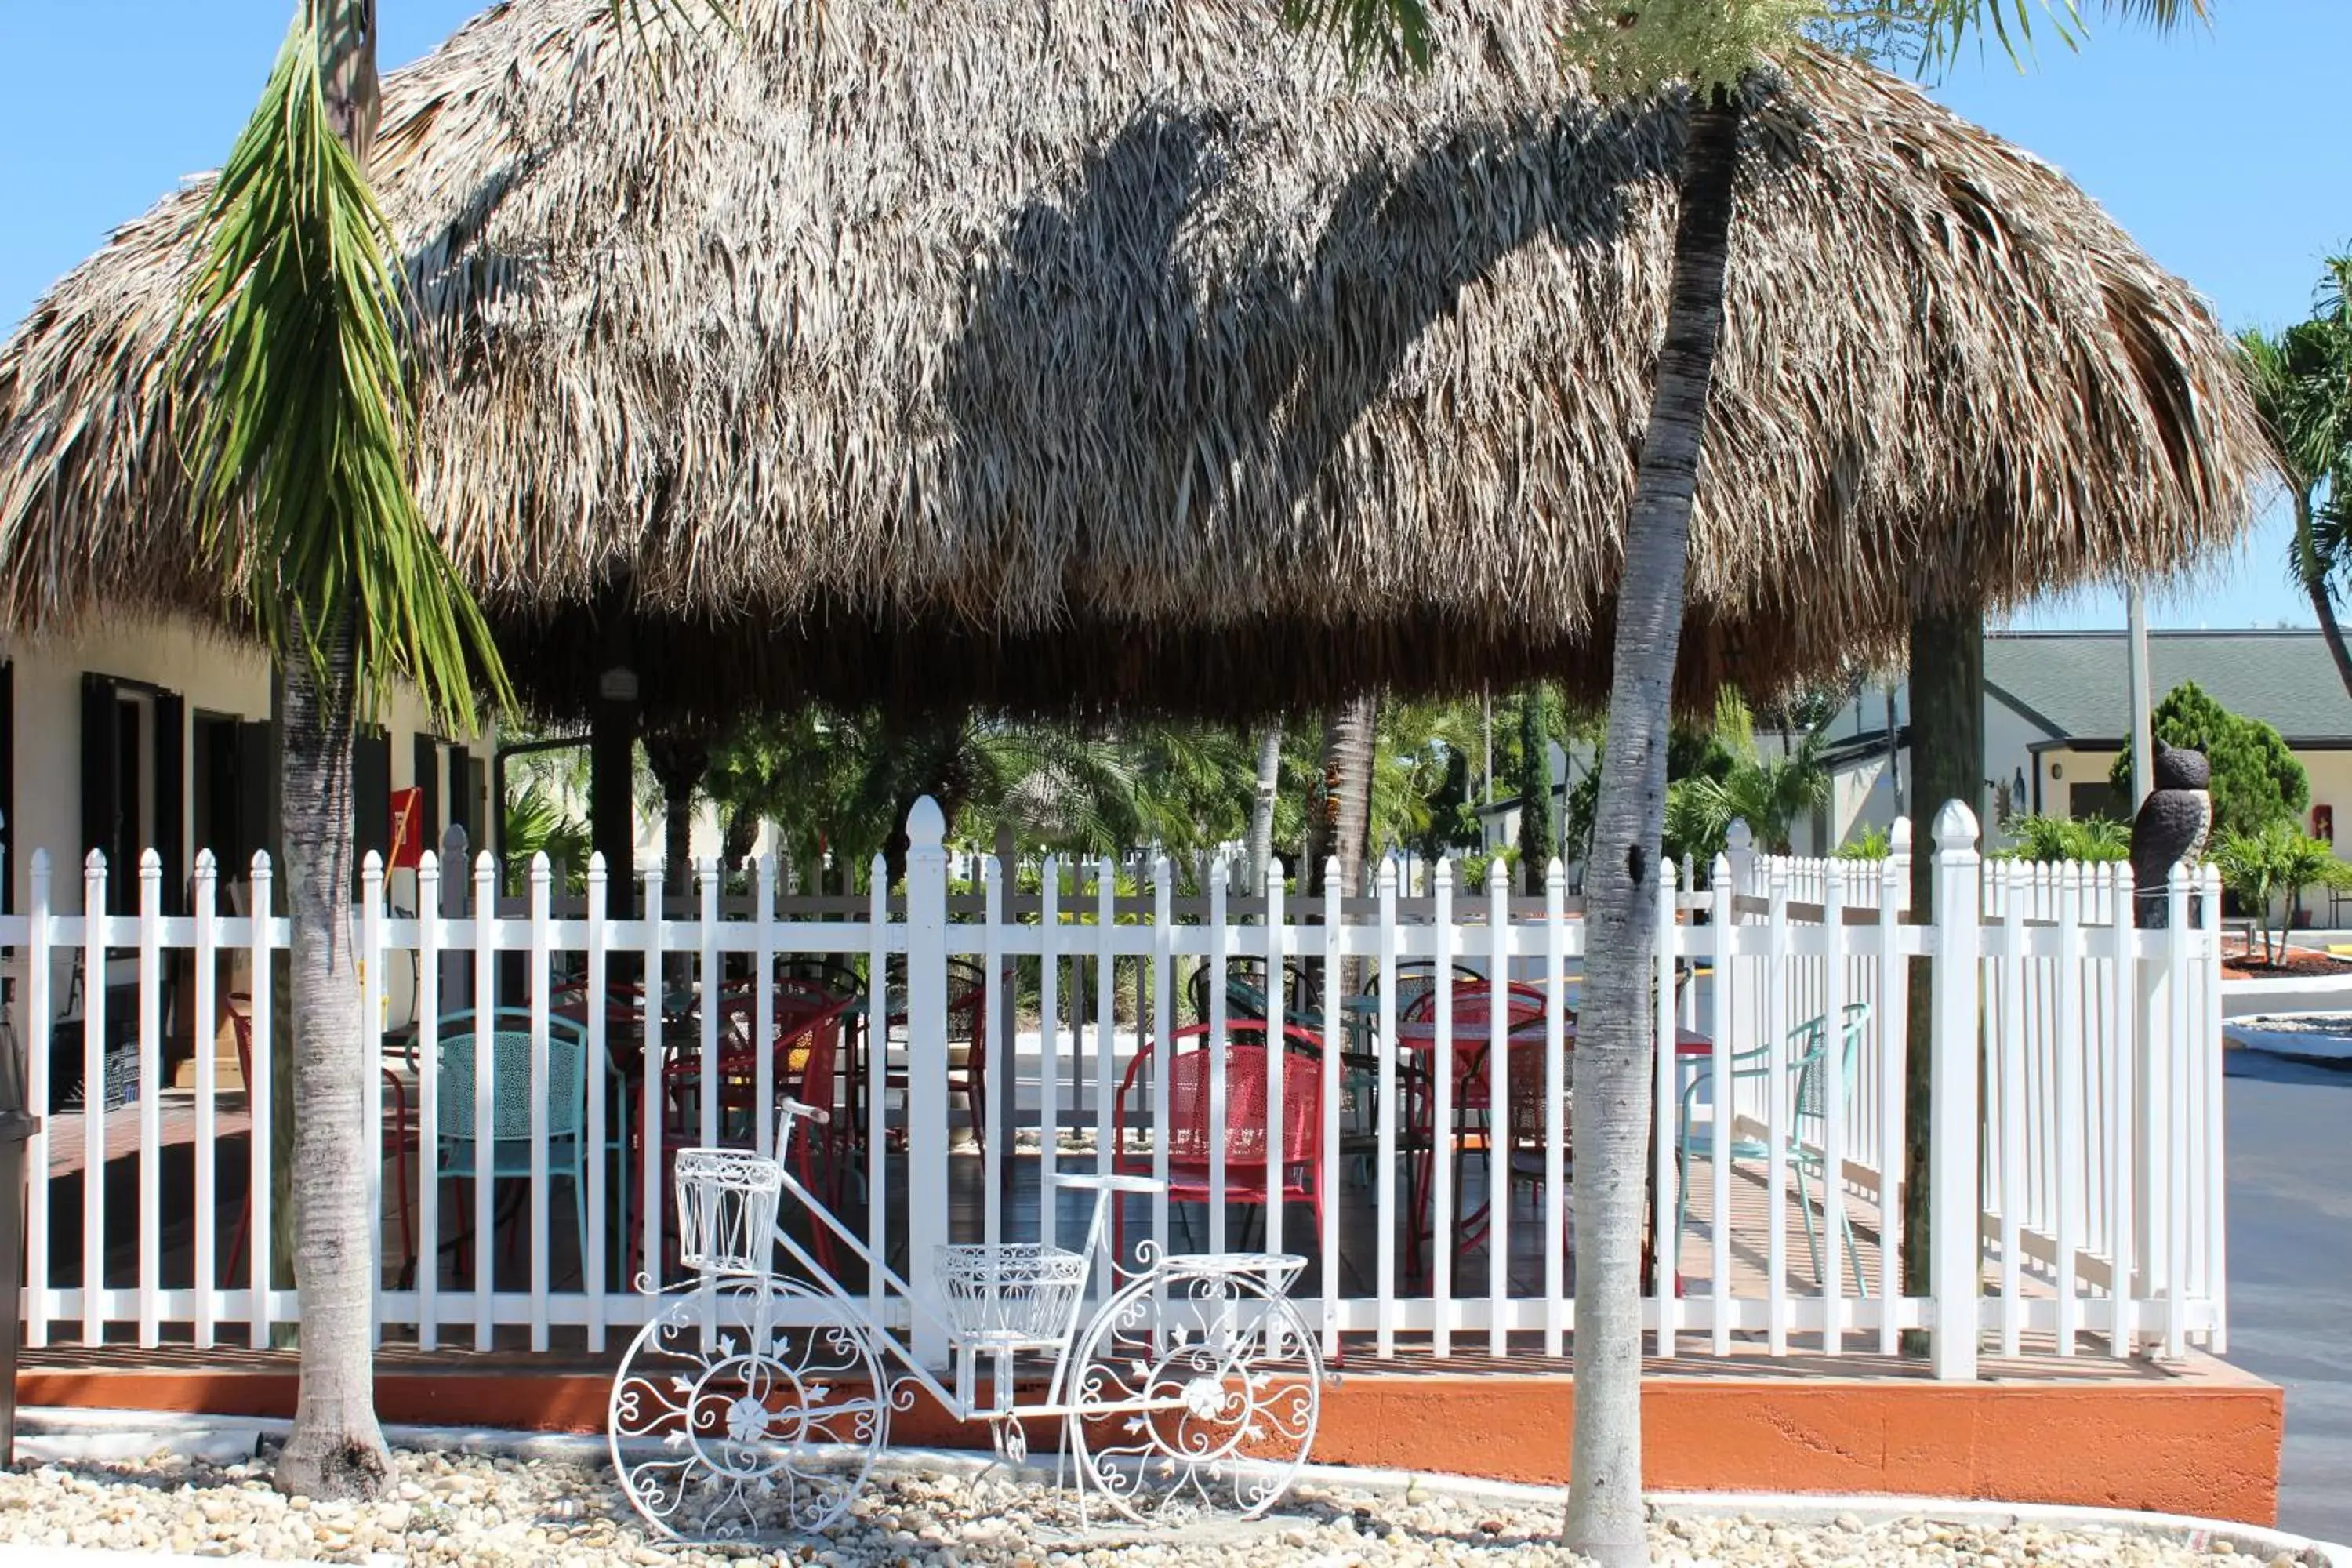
[0,0,2268,728]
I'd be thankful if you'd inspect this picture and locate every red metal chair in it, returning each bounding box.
[654,984,857,1274]
[1109,1020,1325,1272]
[883,961,990,1149]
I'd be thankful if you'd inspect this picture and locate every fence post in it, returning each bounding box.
[903,797,951,1367]
[1929,801,1981,1381]
[1724,819,1756,901]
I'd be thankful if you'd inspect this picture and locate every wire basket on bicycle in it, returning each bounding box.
[935,1243,1088,1346]
[674,1148,786,1277]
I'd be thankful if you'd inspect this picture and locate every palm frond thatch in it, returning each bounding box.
[0,0,2268,726]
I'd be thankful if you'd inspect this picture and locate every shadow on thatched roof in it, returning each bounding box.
[0,0,2270,725]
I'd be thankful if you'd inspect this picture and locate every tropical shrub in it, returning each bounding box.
[1456,845,1523,890]
[2109,681,2309,840]
[1993,813,2129,864]
[1835,825,1891,860]
[501,780,591,891]
[1664,739,1832,862]
[2212,821,2352,964]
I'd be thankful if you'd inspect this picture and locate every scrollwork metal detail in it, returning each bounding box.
[607,1276,888,1544]
[1064,1265,1322,1524]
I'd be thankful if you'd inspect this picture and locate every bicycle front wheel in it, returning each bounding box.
[1065,1261,1323,1523]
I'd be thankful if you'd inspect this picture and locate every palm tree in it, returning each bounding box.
[1281,2,2209,1560]
[1665,735,1832,858]
[176,2,509,1498]
[2241,275,2352,699]
[1246,724,1286,886]
[1314,696,1379,896]
[706,706,1257,881]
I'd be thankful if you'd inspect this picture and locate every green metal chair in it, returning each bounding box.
[433,1007,594,1278]
[1671,1002,1871,1298]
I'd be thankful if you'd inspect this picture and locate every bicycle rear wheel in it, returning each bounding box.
[608,1276,889,1544]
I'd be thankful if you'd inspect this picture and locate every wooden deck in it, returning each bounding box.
[38,1092,253,1179]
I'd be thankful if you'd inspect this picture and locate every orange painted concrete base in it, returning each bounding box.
[17,1356,2281,1528]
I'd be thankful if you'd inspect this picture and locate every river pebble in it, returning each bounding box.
[0,1445,2306,1566]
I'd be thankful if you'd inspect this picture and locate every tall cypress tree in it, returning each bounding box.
[1515,684,1555,894]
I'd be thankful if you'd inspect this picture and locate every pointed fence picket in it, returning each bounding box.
[0,800,2223,1375]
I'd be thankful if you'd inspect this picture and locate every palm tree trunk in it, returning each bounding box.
[644,733,711,880]
[1247,724,1284,888]
[720,804,760,869]
[1900,604,1982,1358]
[1568,85,1743,1568]
[275,0,393,1503]
[2294,493,2352,701]
[1323,697,1377,898]
[274,614,394,1498]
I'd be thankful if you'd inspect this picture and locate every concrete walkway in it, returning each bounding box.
[2223,1048,2352,1543]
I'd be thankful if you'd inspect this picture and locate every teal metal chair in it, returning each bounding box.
[431,1007,594,1277]
[1671,1002,1871,1298]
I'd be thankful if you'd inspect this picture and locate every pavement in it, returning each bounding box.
[2223,1047,2352,1544]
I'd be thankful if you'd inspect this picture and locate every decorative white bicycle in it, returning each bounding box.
[607,1098,1327,1546]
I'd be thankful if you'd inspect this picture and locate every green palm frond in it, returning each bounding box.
[1906,0,2209,73]
[1280,0,1432,72]
[177,7,507,731]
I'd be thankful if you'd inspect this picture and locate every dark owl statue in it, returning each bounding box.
[2129,740,2212,929]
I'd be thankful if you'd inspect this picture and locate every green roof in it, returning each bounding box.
[1987,631,2352,746]
[1814,630,2352,751]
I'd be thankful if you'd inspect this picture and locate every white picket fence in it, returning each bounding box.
[1,798,2223,1380]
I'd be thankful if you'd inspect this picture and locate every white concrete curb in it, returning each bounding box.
[2223,972,2352,1020]
[2224,1008,2352,1062]
[4,1408,2341,1565]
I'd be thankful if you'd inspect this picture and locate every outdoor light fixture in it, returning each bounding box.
[599,666,640,703]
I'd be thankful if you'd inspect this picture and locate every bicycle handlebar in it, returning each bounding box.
[775,1096,830,1127]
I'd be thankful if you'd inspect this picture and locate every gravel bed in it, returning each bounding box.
[0,1445,2305,1566]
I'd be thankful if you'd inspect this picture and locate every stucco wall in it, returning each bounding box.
[5,617,486,917]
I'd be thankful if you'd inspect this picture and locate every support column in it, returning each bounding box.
[903,798,950,1367]
[1903,604,1983,1350]
[592,601,639,920]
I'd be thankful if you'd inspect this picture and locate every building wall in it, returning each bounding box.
[5,617,488,916]
[2036,746,2352,853]
[1829,754,1896,850]
[4,617,499,1053]
[2033,746,2125,822]
[2295,750,2352,849]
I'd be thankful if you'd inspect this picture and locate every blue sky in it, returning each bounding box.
[3,3,2343,632]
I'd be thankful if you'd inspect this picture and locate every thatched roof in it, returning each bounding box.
[0,0,2267,725]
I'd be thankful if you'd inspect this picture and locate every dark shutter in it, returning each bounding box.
[79,675,122,878]
[412,735,441,840]
[153,690,186,915]
[234,720,277,891]
[354,728,393,875]
[447,746,474,842]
